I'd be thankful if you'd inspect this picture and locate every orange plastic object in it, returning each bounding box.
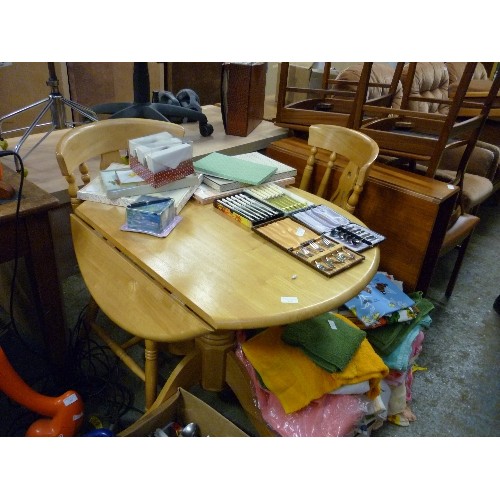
[0,347,84,436]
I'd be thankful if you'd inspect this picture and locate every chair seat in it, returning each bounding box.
[413,162,493,213]
[449,74,500,117]
[449,78,498,96]
[439,213,480,256]
[437,170,493,212]
[438,142,499,182]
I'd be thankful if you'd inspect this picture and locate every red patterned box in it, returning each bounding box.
[129,155,195,188]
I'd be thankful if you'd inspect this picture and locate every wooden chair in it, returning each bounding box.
[446,62,500,119]
[56,118,213,409]
[352,62,480,175]
[351,64,500,297]
[437,212,480,298]
[299,124,379,214]
[56,117,185,211]
[275,62,404,133]
[353,62,500,214]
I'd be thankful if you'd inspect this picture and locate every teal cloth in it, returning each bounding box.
[366,292,434,357]
[382,316,429,370]
[281,312,366,373]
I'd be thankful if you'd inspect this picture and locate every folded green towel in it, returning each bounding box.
[282,312,366,372]
[367,292,434,356]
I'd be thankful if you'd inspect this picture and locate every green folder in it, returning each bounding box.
[194,152,277,185]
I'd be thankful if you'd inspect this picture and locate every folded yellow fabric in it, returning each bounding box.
[242,321,389,414]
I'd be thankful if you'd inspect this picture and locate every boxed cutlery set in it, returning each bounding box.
[213,185,385,277]
[213,184,314,228]
[291,205,385,252]
[253,217,365,277]
[243,184,313,215]
[213,192,284,228]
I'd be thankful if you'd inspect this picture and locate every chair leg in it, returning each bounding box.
[91,322,145,381]
[445,234,474,298]
[84,298,159,410]
[84,297,100,331]
[144,339,158,410]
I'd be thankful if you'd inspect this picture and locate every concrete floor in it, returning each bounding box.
[373,197,500,436]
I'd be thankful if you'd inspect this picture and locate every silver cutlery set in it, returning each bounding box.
[214,187,382,277]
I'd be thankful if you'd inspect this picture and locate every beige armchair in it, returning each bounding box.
[401,62,450,114]
[335,62,403,109]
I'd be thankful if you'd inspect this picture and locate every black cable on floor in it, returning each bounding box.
[0,151,144,435]
[64,306,146,433]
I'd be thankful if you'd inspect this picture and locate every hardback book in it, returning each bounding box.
[77,170,203,214]
[193,177,296,205]
[101,166,200,199]
[201,152,297,193]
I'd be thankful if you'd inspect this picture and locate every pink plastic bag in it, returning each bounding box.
[236,333,369,437]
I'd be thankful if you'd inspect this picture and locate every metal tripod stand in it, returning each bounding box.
[0,63,98,166]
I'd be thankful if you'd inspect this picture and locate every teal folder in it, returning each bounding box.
[194,152,277,185]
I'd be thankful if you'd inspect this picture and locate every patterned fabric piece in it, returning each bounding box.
[344,272,415,327]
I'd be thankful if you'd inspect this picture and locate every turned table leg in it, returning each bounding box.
[195,330,235,392]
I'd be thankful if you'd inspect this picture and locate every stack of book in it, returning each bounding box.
[77,152,298,211]
[77,163,203,214]
[193,151,297,204]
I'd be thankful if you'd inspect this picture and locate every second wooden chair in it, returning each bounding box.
[299,124,379,214]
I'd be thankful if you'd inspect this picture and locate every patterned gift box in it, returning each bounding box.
[129,154,194,188]
[129,133,194,188]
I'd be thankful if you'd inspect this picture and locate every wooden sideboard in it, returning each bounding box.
[266,137,460,294]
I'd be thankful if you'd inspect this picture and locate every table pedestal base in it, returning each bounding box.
[150,331,276,436]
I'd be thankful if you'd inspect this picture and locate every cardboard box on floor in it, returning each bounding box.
[119,388,248,437]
